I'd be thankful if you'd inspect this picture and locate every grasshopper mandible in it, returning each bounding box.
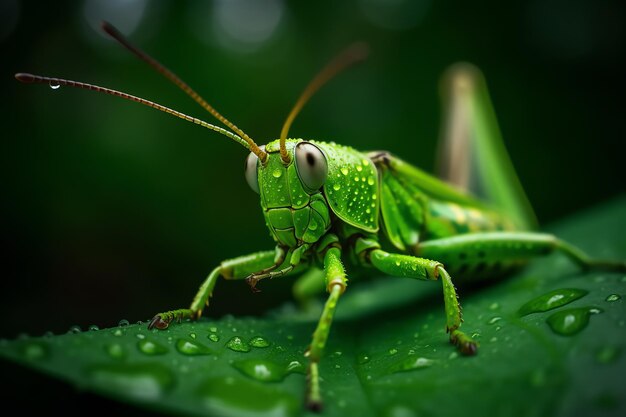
[16,22,625,411]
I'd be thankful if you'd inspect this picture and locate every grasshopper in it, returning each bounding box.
[16,22,625,411]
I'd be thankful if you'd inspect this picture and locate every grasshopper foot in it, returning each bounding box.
[450,329,478,355]
[147,308,195,330]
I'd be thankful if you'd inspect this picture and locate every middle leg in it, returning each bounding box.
[368,249,478,355]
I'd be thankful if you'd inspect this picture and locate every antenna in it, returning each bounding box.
[279,42,369,163]
[100,21,266,161]
[15,73,251,150]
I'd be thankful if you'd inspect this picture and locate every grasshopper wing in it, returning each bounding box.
[436,63,538,230]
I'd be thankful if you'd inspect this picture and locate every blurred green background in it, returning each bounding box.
[2,0,625,340]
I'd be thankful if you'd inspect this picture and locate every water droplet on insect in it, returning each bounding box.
[67,325,82,334]
[87,363,174,400]
[105,343,126,360]
[88,324,100,332]
[333,183,341,191]
[137,339,169,356]
[226,336,251,352]
[546,307,603,336]
[232,359,286,382]
[341,167,349,175]
[356,165,363,172]
[391,357,433,373]
[354,176,359,182]
[395,260,401,267]
[366,208,371,214]
[118,319,130,327]
[518,288,588,316]
[372,193,377,200]
[250,336,270,348]
[21,341,48,361]
[388,348,398,355]
[595,346,620,364]
[361,177,366,182]
[606,294,621,302]
[113,329,124,337]
[367,177,375,185]
[487,316,502,325]
[176,338,212,355]
[272,169,282,178]
[49,82,60,90]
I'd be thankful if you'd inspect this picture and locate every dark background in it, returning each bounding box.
[2,0,625,340]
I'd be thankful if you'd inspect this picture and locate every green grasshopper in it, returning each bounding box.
[16,22,625,411]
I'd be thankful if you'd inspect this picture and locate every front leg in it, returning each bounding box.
[148,249,279,330]
[305,245,348,411]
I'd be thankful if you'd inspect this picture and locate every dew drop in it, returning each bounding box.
[49,82,60,90]
[518,288,589,316]
[286,360,305,374]
[208,334,220,342]
[138,339,169,355]
[333,183,341,191]
[249,336,270,348]
[356,165,363,172]
[118,319,130,327]
[226,336,251,352]
[357,353,370,364]
[388,348,398,355]
[21,341,48,360]
[209,326,218,333]
[88,363,174,400]
[367,177,375,185]
[176,338,212,355]
[105,343,126,360]
[546,307,603,336]
[606,294,621,302]
[113,329,124,337]
[341,167,349,175]
[391,357,433,373]
[272,169,282,178]
[354,176,359,182]
[190,333,197,339]
[197,376,299,416]
[489,302,500,311]
[67,325,82,334]
[232,359,286,382]
[88,324,100,332]
[487,316,502,325]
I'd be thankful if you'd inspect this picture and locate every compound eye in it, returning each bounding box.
[295,142,328,191]
[244,151,260,193]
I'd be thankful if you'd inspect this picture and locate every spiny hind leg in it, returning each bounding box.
[416,232,626,275]
[148,249,278,330]
[368,248,478,355]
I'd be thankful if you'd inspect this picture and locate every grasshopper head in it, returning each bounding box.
[244,139,332,248]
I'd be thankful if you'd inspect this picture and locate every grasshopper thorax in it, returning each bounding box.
[245,139,332,248]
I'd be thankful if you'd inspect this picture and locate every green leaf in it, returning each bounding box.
[2,197,625,416]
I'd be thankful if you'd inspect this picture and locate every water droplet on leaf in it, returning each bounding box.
[226,336,251,352]
[138,339,169,355]
[176,338,212,355]
[546,307,603,336]
[518,288,588,316]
